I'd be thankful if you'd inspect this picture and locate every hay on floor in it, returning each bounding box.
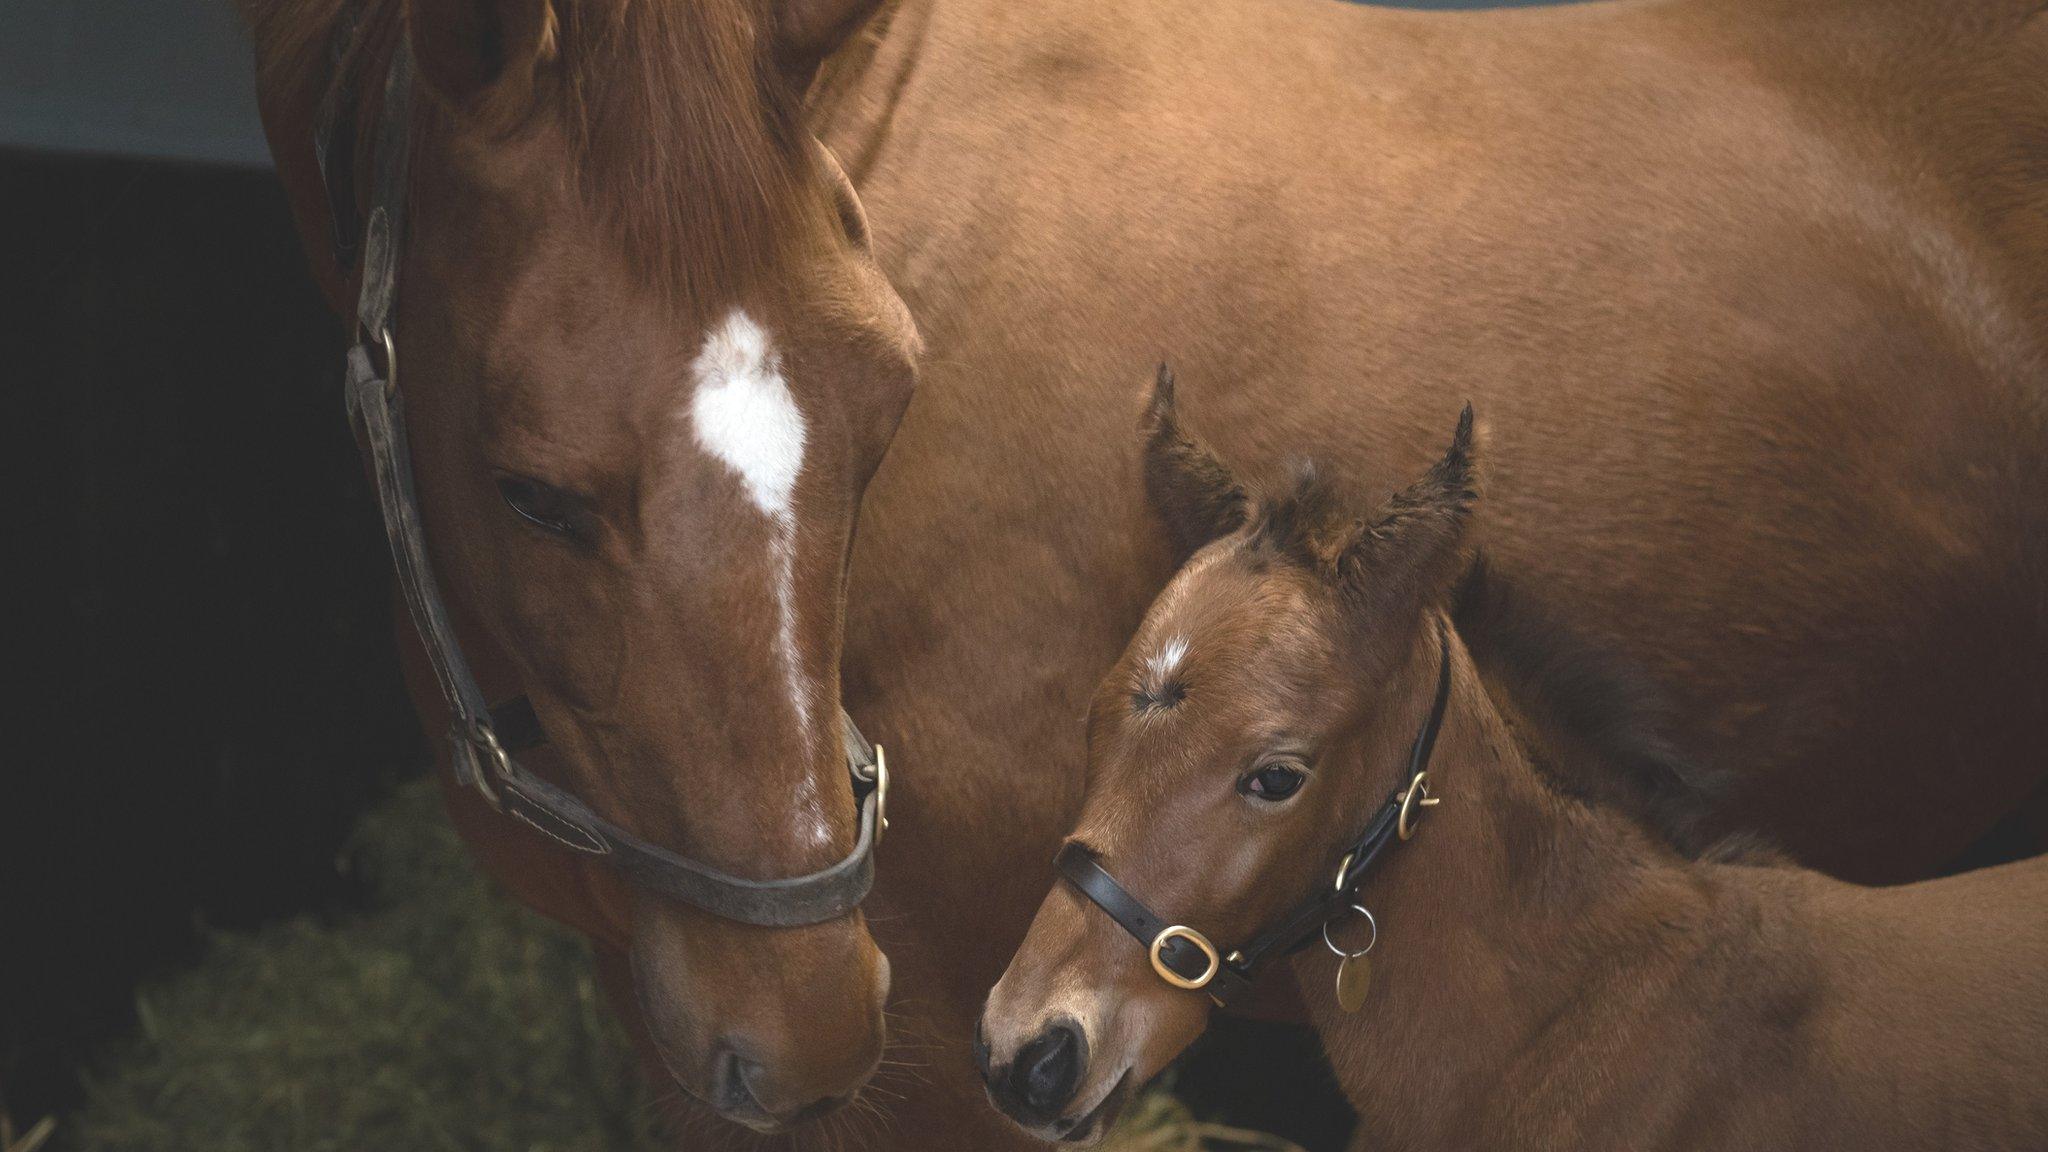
[58,782,1299,1152]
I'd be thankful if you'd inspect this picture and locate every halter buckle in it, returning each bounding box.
[353,321,397,398]
[1149,925,1222,991]
[457,719,513,812]
[1395,771,1440,842]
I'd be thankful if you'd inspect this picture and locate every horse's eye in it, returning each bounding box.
[1240,762,1307,802]
[496,475,586,539]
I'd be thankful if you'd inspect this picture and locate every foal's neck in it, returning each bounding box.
[1303,639,2048,1152]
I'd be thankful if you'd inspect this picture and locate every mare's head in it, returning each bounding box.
[247,0,917,1129]
[979,372,1477,1141]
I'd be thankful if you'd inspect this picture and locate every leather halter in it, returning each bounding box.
[322,29,887,928]
[1057,619,1453,1004]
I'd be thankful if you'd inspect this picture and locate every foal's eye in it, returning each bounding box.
[1239,762,1307,802]
[496,475,587,539]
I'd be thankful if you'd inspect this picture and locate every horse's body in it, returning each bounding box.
[244,0,2048,1144]
[833,0,2048,889]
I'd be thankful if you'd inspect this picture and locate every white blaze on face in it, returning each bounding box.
[689,310,820,786]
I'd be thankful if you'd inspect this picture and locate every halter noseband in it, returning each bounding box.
[1057,618,1453,1004]
[323,28,887,928]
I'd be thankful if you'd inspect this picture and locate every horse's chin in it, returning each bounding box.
[1056,1068,1136,1144]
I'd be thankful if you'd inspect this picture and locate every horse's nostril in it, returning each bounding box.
[713,1046,763,1116]
[1010,1020,1086,1119]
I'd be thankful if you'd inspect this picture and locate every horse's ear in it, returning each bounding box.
[772,0,888,89]
[1335,404,1479,620]
[409,0,556,120]
[1143,364,1249,563]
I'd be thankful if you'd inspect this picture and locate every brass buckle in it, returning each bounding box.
[1395,771,1440,842]
[1149,925,1222,991]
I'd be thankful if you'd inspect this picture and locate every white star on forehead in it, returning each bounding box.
[689,309,806,517]
[1144,636,1189,682]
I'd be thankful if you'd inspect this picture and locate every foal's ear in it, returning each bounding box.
[409,0,556,121]
[772,0,889,89]
[1336,404,1480,619]
[1142,364,1249,563]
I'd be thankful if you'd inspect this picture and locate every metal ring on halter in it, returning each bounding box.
[356,323,398,396]
[872,745,890,842]
[1320,904,1378,960]
[377,326,396,396]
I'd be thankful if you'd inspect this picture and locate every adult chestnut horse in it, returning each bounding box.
[242,0,2048,1146]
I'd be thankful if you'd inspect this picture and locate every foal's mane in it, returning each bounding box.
[1240,462,1361,571]
[241,0,827,307]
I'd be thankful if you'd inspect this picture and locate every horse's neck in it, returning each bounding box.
[1308,654,1821,1149]
[1313,653,2048,1150]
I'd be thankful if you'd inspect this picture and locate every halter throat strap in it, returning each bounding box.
[326,33,886,928]
[1057,618,1455,1004]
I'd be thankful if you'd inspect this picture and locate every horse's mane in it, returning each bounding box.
[240,0,826,308]
[1451,555,1743,860]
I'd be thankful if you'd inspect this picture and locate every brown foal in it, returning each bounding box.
[982,384,2048,1149]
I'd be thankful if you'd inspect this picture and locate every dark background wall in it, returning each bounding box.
[0,0,1561,1131]
[3,147,426,1124]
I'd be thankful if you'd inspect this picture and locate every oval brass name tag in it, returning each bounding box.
[1336,954,1372,1013]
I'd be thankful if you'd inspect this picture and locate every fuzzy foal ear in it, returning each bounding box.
[409,0,556,118]
[1336,404,1480,617]
[1142,364,1249,563]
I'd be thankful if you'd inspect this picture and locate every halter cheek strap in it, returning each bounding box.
[1057,618,1454,1004]
[325,29,888,929]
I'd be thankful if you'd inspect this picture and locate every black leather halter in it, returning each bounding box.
[321,28,886,928]
[1057,619,1453,1004]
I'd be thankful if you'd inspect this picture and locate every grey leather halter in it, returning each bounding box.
[322,31,887,928]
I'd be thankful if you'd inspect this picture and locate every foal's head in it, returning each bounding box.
[249,0,915,1128]
[980,372,1477,1142]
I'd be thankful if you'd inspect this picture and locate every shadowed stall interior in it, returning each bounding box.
[1,146,425,1125]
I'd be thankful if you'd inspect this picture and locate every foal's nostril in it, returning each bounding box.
[1010,1021,1086,1120]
